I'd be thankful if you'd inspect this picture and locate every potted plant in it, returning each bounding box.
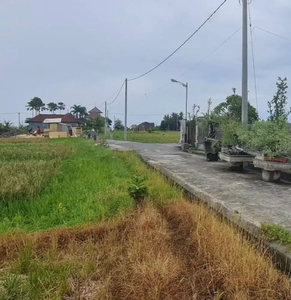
[218,120,255,168]
[241,119,291,182]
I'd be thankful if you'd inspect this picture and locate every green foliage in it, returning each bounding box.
[57,102,66,114]
[261,223,291,248]
[26,97,46,114]
[83,116,104,132]
[219,120,244,147]
[160,112,183,131]
[241,119,291,158]
[213,88,259,124]
[70,105,88,119]
[114,118,124,130]
[128,175,148,205]
[46,102,59,113]
[268,77,290,121]
[0,274,22,300]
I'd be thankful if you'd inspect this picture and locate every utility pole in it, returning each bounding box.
[124,78,128,141]
[242,0,248,129]
[104,101,107,134]
[18,112,20,127]
[185,82,188,122]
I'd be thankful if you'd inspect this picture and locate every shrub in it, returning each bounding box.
[128,175,148,206]
[242,119,291,158]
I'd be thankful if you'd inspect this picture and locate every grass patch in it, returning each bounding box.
[0,138,181,235]
[1,138,291,299]
[261,223,291,247]
[0,142,73,202]
[1,202,291,299]
[110,130,180,143]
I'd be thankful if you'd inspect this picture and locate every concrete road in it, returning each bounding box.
[108,140,291,232]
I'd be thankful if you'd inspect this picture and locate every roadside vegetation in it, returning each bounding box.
[1,138,291,299]
[110,130,180,143]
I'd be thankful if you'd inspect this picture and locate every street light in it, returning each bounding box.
[171,78,189,145]
[170,79,188,122]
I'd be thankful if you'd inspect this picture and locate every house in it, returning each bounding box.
[137,122,155,131]
[130,124,138,130]
[88,107,102,119]
[26,114,81,138]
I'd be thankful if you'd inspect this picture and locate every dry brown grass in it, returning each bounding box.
[0,137,47,144]
[1,200,291,299]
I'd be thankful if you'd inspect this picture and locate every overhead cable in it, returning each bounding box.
[128,0,228,81]
[136,26,241,96]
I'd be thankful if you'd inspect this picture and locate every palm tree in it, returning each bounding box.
[58,102,66,114]
[70,105,82,119]
[79,106,88,119]
[26,97,45,116]
[47,102,59,114]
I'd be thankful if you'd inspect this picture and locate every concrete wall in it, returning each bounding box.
[49,131,68,138]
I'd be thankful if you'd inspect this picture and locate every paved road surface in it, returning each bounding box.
[108,140,291,232]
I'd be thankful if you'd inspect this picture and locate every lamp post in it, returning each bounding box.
[171,79,188,144]
[170,79,188,122]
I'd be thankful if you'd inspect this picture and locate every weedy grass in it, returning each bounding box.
[0,201,291,299]
[1,138,291,299]
[110,130,180,143]
[0,138,181,235]
[0,142,73,202]
[261,223,291,247]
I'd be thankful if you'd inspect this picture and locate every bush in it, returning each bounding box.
[128,175,148,206]
[242,119,291,158]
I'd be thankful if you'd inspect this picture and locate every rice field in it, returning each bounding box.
[1,137,291,299]
[0,141,73,202]
[110,130,180,143]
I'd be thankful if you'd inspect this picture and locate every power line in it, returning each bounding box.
[98,80,125,107]
[249,5,258,113]
[138,27,241,96]
[107,81,125,105]
[177,27,241,79]
[254,26,291,42]
[128,0,228,82]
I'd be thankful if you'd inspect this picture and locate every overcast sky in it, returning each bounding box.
[1,0,291,126]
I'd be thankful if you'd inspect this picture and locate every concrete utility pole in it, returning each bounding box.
[18,112,20,127]
[242,0,248,129]
[124,78,128,141]
[104,101,107,134]
[185,82,188,123]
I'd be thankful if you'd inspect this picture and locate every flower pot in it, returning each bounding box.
[263,157,288,163]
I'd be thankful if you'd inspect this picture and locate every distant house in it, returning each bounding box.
[137,122,155,131]
[130,124,138,130]
[25,113,80,132]
[88,107,102,119]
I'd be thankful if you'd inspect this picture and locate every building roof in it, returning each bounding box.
[89,107,102,114]
[28,114,78,123]
[43,118,62,124]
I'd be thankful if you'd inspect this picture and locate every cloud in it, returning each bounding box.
[0,0,291,126]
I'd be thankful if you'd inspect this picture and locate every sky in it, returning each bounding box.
[1,0,291,127]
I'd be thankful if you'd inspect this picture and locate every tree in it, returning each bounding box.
[268,77,290,122]
[83,116,104,132]
[71,105,87,119]
[71,105,82,118]
[79,106,88,119]
[47,102,59,113]
[160,112,184,131]
[26,97,46,116]
[58,102,66,114]
[114,118,124,130]
[213,88,258,124]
